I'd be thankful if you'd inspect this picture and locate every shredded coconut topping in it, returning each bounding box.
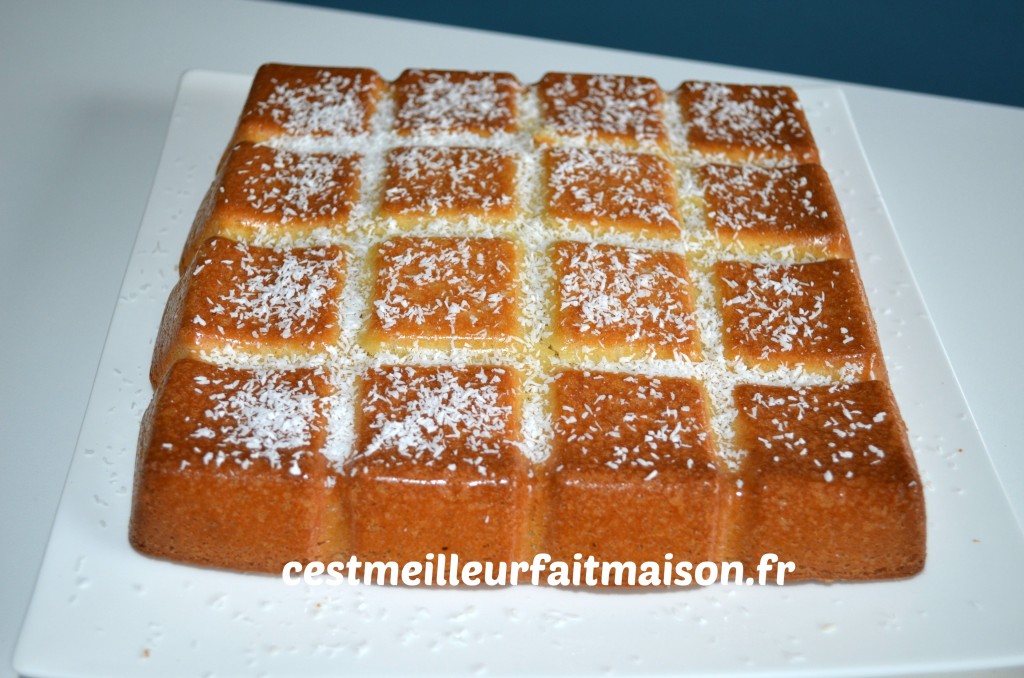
[701,163,831,233]
[370,236,518,341]
[355,365,517,472]
[736,382,906,483]
[238,148,359,223]
[394,70,520,135]
[187,369,323,474]
[546,147,679,232]
[538,73,667,144]
[680,81,813,161]
[382,146,516,217]
[717,260,874,369]
[256,68,380,137]
[553,241,697,356]
[553,370,713,473]
[198,242,343,340]
[721,262,823,356]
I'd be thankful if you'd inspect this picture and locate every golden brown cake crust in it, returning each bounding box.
[152,237,346,386]
[181,142,361,272]
[379,146,517,223]
[730,381,925,580]
[346,365,529,564]
[543,147,681,237]
[392,68,522,136]
[714,259,885,380]
[231,63,386,144]
[678,81,819,164]
[699,163,852,259]
[130,360,338,573]
[536,72,668,149]
[362,236,521,351]
[545,370,721,564]
[550,241,701,361]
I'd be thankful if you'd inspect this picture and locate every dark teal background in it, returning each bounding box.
[284,0,1024,108]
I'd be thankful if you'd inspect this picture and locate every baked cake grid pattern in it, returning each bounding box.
[198,74,858,473]
[134,66,924,579]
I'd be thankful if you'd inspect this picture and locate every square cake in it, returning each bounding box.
[543,147,681,237]
[346,365,529,565]
[362,236,522,352]
[231,63,386,143]
[678,81,819,164]
[549,240,700,361]
[380,145,518,223]
[697,163,852,259]
[536,72,669,149]
[730,381,925,579]
[714,259,885,380]
[392,68,522,137]
[132,64,924,584]
[544,370,721,566]
[130,359,338,572]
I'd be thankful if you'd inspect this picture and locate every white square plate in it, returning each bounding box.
[15,70,1024,677]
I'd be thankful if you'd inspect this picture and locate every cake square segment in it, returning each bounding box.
[698,163,852,259]
[379,146,517,223]
[536,72,669,149]
[232,63,386,143]
[152,237,347,386]
[182,142,361,271]
[550,241,701,361]
[678,81,819,164]
[347,365,529,565]
[730,381,925,580]
[544,147,681,237]
[714,259,884,379]
[363,236,521,351]
[392,69,522,136]
[545,370,721,566]
[130,360,338,573]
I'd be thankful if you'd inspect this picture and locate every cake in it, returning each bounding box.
[130,63,926,584]
[729,380,925,579]
[153,236,347,386]
[181,141,361,273]
[544,370,721,565]
[347,364,529,566]
[130,359,338,573]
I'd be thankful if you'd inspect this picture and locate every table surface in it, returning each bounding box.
[2,1,1022,676]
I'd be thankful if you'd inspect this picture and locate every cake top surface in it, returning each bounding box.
[544,146,680,236]
[366,236,521,347]
[393,68,522,136]
[537,72,668,147]
[551,240,699,360]
[678,81,818,163]
[237,63,386,140]
[380,145,517,219]
[551,370,717,480]
[734,381,916,483]
[158,65,895,483]
[699,163,845,239]
[183,237,346,343]
[715,259,879,372]
[215,142,362,226]
[147,359,331,478]
[351,364,523,478]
